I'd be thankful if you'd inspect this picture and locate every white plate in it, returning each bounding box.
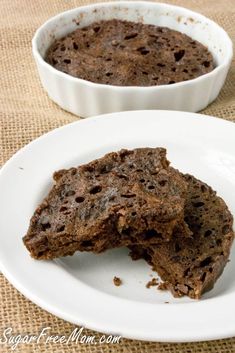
[0,110,235,342]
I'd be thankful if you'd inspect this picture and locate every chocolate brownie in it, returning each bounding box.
[45,19,214,86]
[23,148,189,259]
[130,174,234,299]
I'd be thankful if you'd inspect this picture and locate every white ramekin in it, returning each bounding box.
[32,1,233,118]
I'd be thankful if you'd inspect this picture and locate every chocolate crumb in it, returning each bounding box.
[113,276,122,286]
[146,277,159,288]
[158,281,169,291]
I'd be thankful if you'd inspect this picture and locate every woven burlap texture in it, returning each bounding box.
[0,0,235,352]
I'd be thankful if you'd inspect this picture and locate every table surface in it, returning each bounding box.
[0,0,235,352]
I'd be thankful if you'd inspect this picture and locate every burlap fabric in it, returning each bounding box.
[0,0,234,352]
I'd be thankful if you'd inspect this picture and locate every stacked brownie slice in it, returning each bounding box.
[129,173,234,298]
[23,148,234,299]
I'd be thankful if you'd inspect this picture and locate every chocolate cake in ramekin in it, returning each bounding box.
[32,1,233,117]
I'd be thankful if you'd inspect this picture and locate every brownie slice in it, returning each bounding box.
[23,148,189,259]
[130,174,234,299]
[46,19,214,86]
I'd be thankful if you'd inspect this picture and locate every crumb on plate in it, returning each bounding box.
[146,277,159,288]
[113,276,122,286]
[158,281,169,291]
